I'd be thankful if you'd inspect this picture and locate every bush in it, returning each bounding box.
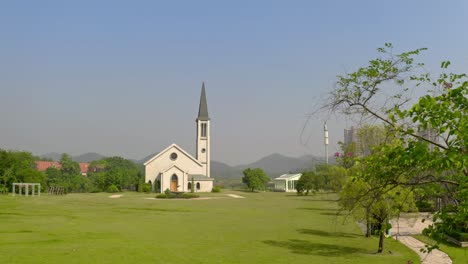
[138,183,152,193]
[450,232,468,242]
[106,184,119,193]
[155,192,200,199]
[211,186,221,193]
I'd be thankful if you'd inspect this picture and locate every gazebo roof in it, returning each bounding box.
[274,173,302,180]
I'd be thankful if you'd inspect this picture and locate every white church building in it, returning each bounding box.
[144,83,213,193]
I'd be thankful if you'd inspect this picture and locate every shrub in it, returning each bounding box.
[138,183,152,193]
[106,184,119,193]
[179,193,199,199]
[155,192,200,199]
[211,186,221,193]
[450,232,468,242]
[164,188,171,195]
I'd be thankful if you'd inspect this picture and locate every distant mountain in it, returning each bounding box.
[39,152,106,163]
[73,153,107,163]
[211,161,243,179]
[138,152,158,164]
[40,152,63,161]
[235,153,323,178]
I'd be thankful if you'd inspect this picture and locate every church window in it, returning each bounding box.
[170,152,178,161]
[196,182,200,190]
[201,148,206,153]
[201,123,207,137]
[188,182,192,190]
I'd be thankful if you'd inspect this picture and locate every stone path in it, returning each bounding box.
[391,213,451,264]
[396,236,452,264]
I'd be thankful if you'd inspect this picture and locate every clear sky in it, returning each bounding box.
[1,0,467,165]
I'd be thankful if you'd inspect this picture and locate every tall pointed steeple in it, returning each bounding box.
[197,82,210,121]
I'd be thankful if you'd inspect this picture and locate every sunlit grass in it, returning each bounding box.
[0,191,418,263]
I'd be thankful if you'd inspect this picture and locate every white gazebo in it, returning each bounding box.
[273,173,302,192]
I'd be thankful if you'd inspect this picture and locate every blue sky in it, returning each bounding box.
[1,0,467,165]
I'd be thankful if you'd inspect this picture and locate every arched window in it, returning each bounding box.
[148,180,152,185]
[188,182,192,190]
[196,182,200,190]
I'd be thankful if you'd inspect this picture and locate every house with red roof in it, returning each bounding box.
[35,161,90,176]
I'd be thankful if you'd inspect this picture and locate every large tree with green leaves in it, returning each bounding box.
[88,156,142,192]
[242,168,269,192]
[327,43,467,248]
[0,149,45,192]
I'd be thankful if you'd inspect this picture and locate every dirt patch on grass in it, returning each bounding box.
[109,195,123,198]
[226,194,245,199]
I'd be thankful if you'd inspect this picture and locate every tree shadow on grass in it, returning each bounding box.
[263,239,366,256]
[297,229,360,238]
[297,207,338,212]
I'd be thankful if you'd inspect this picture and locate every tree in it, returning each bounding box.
[242,168,269,192]
[0,149,46,191]
[327,43,467,249]
[296,172,315,195]
[88,156,141,192]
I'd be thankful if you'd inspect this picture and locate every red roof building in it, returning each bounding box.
[35,161,89,175]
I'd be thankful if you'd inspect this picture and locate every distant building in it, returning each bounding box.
[417,126,439,151]
[35,161,90,176]
[344,126,360,147]
[143,83,213,193]
[273,173,302,192]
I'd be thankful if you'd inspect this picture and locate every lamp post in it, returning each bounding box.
[324,122,329,164]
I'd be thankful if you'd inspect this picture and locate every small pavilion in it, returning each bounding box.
[273,174,302,192]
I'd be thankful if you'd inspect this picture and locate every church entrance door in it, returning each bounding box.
[170,174,178,192]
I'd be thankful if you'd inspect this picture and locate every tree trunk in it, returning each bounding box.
[378,224,385,253]
[365,210,371,237]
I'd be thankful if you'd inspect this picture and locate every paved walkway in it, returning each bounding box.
[391,213,452,264]
[396,235,452,264]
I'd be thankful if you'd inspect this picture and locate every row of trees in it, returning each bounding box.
[0,150,144,193]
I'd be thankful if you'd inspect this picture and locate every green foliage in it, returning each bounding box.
[138,183,152,193]
[88,156,141,192]
[242,168,269,192]
[329,44,467,251]
[211,186,221,193]
[156,192,200,199]
[106,184,119,193]
[296,172,317,195]
[0,149,46,192]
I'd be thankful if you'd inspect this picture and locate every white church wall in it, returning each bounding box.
[145,145,203,186]
[195,181,213,192]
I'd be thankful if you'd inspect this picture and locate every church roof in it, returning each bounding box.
[143,143,202,167]
[189,174,214,181]
[197,82,210,121]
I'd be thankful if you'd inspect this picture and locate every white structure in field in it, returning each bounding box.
[12,183,41,196]
[273,174,302,192]
[144,83,213,193]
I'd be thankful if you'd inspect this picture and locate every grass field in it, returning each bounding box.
[0,191,418,263]
[413,234,468,264]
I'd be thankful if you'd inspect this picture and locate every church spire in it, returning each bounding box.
[197,82,210,121]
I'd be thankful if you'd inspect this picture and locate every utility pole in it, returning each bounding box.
[324,122,329,164]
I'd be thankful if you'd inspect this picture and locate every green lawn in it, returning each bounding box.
[0,191,418,264]
[413,234,468,264]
